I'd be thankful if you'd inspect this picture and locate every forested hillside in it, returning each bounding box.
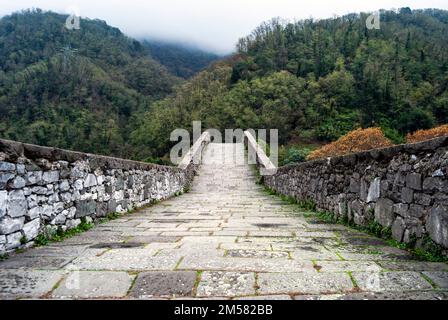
[1,8,447,164]
[0,9,183,158]
[132,8,448,162]
[143,40,220,78]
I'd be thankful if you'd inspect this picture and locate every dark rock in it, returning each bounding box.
[392,217,405,242]
[75,200,97,218]
[401,187,414,204]
[374,198,395,227]
[426,205,448,247]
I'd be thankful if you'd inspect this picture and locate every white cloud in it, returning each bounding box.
[0,0,447,54]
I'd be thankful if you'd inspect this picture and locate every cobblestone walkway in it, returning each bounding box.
[1,143,447,300]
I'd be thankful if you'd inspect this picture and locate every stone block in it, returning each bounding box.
[349,178,360,193]
[423,177,447,192]
[6,231,22,250]
[391,217,405,242]
[426,205,448,247]
[42,171,59,184]
[393,203,408,217]
[0,162,15,171]
[351,272,432,292]
[0,270,63,299]
[367,178,381,203]
[0,217,25,235]
[84,174,97,188]
[75,199,97,218]
[23,218,40,240]
[27,206,42,220]
[258,272,353,295]
[52,271,134,299]
[408,204,424,219]
[59,180,70,192]
[401,187,413,204]
[374,198,395,227]
[197,272,255,297]
[0,191,7,218]
[11,176,26,189]
[406,173,422,190]
[422,272,448,289]
[129,271,196,298]
[0,172,15,188]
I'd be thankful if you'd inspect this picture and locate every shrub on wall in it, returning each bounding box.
[406,124,448,144]
[307,128,393,161]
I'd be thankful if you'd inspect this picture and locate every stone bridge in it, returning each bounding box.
[0,134,447,299]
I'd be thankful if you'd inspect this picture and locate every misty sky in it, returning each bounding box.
[1,0,447,54]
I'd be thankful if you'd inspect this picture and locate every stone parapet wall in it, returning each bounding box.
[263,137,448,250]
[0,139,202,254]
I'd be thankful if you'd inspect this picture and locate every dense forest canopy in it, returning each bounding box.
[131,8,448,162]
[0,9,214,160]
[0,8,447,164]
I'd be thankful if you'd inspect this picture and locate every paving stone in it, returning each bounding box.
[0,270,63,299]
[156,248,225,260]
[0,256,74,269]
[65,249,176,271]
[314,261,381,272]
[214,231,248,236]
[161,231,211,236]
[226,249,289,259]
[248,230,294,237]
[52,271,134,298]
[180,236,237,243]
[336,252,413,261]
[378,261,448,271]
[128,236,181,244]
[422,272,448,289]
[1,142,446,300]
[17,245,93,258]
[352,271,433,291]
[342,236,387,246]
[179,256,313,272]
[295,231,337,238]
[220,243,272,251]
[257,272,353,295]
[291,248,341,261]
[197,272,255,297]
[128,271,197,298]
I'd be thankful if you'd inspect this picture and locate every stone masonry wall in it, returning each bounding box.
[263,137,448,250]
[0,139,201,254]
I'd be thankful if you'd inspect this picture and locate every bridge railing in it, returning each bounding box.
[178,131,211,170]
[243,130,277,176]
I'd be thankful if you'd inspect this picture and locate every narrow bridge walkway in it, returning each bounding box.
[1,143,447,299]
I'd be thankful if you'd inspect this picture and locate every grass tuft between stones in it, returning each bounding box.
[35,217,95,246]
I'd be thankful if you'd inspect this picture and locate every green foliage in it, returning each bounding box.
[2,8,448,164]
[20,236,28,245]
[280,147,312,166]
[35,234,50,246]
[0,9,186,161]
[264,186,316,211]
[35,217,94,246]
[415,235,447,262]
[106,212,121,221]
[132,9,448,160]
